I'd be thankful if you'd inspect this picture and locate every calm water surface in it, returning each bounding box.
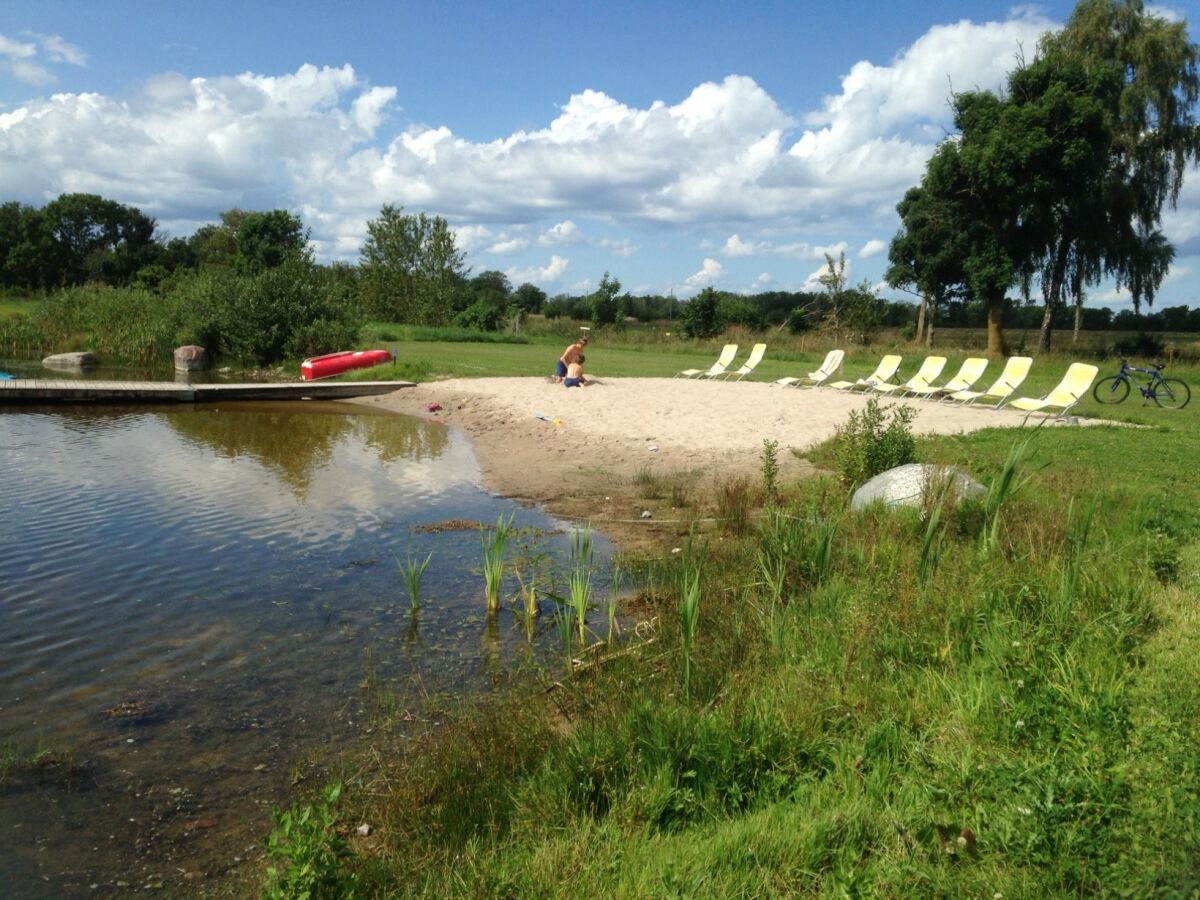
[0,401,609,896]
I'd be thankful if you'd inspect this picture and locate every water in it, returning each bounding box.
[0,402,609,895]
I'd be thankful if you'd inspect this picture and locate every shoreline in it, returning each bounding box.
[350,376,1084,547]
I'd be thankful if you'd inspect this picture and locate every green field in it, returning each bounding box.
[256,334,1200,898]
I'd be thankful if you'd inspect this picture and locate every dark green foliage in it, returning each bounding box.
[833,398,918,488]
[680,287,720,339]
[232,209,309,275]
[263,781,356,899]
[590,272,621,327]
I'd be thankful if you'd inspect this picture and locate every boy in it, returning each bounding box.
[555,336,587,382]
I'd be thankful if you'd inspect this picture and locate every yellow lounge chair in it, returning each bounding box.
[718,343,767,382]
[945,356,1032,406]
[872,356,946,395]
[775,349,844,388]
[1006,362,1099,425]
[676,343,737,378]
[829,354,902,391]
[907,357,988,399]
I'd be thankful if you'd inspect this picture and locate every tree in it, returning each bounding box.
[1033,0,1199,345]
[22,193,160,287]
[233,210,309,275]
[589,272,621,327]
[680,286,720,339]
[512,282,547,313]
[359,205,466,324]
[887,185,969,346]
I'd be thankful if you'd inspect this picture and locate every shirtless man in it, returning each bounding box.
[555,336,587,383]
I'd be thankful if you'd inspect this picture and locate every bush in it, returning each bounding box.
[833,397,918,488]
[263,781,356,899]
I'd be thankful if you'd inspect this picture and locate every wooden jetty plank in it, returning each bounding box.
[0,379,414,405]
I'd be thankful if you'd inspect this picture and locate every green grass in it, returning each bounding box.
[270,370,1200,896]
[218,328,1200,895]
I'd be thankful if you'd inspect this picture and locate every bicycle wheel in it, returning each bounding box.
[1151,378,1191,410]
[1093,375,1130,404]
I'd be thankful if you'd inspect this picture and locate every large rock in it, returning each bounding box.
[851,463,986,512]
[173,345,209,372]
[43,351,97,370]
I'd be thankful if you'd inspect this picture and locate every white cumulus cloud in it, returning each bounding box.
[858,239,888,258]
[506,254,569,285]
[682,258,723,292]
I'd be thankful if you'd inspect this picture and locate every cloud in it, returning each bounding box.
[31,33,87,67]
[0,31,85,86]
[682,258,723,291]
[0,15,1057,247]
[802,257,853,293]
[755,272,772,286]
[538,220,582,246]
[721,233,847,259]
[858,239,887,258]
[506,254,569,285]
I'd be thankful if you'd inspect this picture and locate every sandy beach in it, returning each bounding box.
[352,377,1072,509]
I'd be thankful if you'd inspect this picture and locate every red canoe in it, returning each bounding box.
[300,349,394,381]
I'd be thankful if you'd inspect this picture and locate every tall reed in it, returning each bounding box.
[607,562,622,646]
[398,551,433,611]
[678,565,701,701]
[481,514,514,613]
[569,525,594,641]
[1058,497,1097,606]
[982,437,1034,553]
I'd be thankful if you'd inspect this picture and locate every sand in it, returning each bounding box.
[351,377,1072,508]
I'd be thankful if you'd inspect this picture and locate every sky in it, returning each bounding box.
[1,1,1198,309]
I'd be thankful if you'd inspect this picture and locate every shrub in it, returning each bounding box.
[833,397,918,488]
[263,781,356,899]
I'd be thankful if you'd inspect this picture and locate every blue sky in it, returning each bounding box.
[1,1,1197,309]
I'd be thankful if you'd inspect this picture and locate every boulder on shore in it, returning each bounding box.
[42,351,97,370]
[850,463,986,512]
[174,345,209,372]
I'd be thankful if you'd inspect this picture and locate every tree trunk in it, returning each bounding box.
[1072,297,1083,345]
[1038,239,1070,353]
[925,296,936,347]
[915,295,926,345]
[1038,300,1055,353]
[986,295,1007,357]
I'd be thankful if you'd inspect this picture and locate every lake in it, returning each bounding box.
[0,400,610,896]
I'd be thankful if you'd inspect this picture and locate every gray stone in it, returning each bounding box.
[850,463,985,512]
[42,351,97,369]
[173,345,209,372]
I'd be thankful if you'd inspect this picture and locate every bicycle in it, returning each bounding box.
[1092,358,1190,409]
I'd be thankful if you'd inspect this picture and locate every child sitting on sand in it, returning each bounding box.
[563,355,589,387]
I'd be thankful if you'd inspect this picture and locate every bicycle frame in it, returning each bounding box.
[1110,359,1167,399]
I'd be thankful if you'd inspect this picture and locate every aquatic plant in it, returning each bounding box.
[569,525,594,641]
[481,514,514,613]
[398,551,433,611]
[607,562,622,646]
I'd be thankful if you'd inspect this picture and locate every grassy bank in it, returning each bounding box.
[256,350,1200,897]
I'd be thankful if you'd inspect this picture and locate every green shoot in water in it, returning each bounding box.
[569,525,594,641]
[398,551,433,611]
[481,514,513,613]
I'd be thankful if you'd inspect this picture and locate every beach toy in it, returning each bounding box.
[425,402,443,412]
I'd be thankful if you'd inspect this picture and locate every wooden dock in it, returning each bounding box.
[0,378,415,405]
